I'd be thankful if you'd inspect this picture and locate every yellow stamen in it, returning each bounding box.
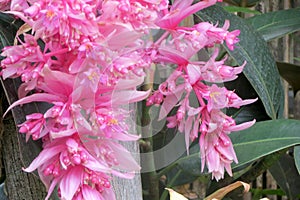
[108,118,118,125]
[46,10,56,20]
[88,71,98,81]
[210,91,220,102]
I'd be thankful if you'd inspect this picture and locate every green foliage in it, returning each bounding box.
[269,154,300,199]
[231,119,300,169]
[224,0,263,7]
[223,6,261,15]
[246,7,300,41]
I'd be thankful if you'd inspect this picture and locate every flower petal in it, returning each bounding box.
[4,93,64,116]
[23,145,64,172]
[60,166,83,200]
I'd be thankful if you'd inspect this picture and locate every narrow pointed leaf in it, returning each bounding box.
[246,7,300,41]
[197,5,283,119]
[231,119,300,169]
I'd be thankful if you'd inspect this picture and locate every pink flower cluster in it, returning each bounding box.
[1,0,256,199]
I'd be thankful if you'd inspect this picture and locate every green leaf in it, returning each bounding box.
[269,154,300,199]
[231,119,300,169]
[223,6,261,15]
[277,61,300,93]
[246,8,300,41]
[197,5,283,119]
[163,119,300,186]
[294,145,300,174]
[224,0,263,7]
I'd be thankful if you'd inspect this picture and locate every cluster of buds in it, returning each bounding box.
[1,0,256,199]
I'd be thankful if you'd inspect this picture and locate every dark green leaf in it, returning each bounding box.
[223,6,261,15]
[269,154,300,199]
[197,5,284,119]
[224,0,263,7]
[294,145,300,174]
[277,61,300,93]
[231,119,300,169]
[246,8,300,41]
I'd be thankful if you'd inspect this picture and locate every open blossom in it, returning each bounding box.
[156,0,217,30]
[1,0,255,198]
[199,109,255,181]
[23,135,139,200]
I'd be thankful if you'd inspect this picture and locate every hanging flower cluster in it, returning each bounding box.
[1,0,256,199]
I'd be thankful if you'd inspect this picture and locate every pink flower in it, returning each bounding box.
[19,113,47,141]
[24,135,139,200]
[100,0,166,31]
[156,0,217,30]
[199,110,256,181]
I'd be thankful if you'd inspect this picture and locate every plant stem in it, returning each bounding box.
[140,66,160,200]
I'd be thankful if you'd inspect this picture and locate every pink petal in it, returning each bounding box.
[115,76,145,90]
[60,166,83,200]
[106,26,142,49]
[158,86,184,120]
[82,185,105,200]
[4,93,64,116]
[103,90,150,106]
[171,0,193,11]
[40,67,74,95]
[107,141,141,171]
[156,0,217,29]
[187,64,201,85]
[157,47,189,65]
[45,177,60,200]
[18,80,37,99]
[23,145,64,172]
[227,119,256,132]
[185,116,193,155]
[50,128,77,139]
[101,187,116,200]
[2,66,18,80]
